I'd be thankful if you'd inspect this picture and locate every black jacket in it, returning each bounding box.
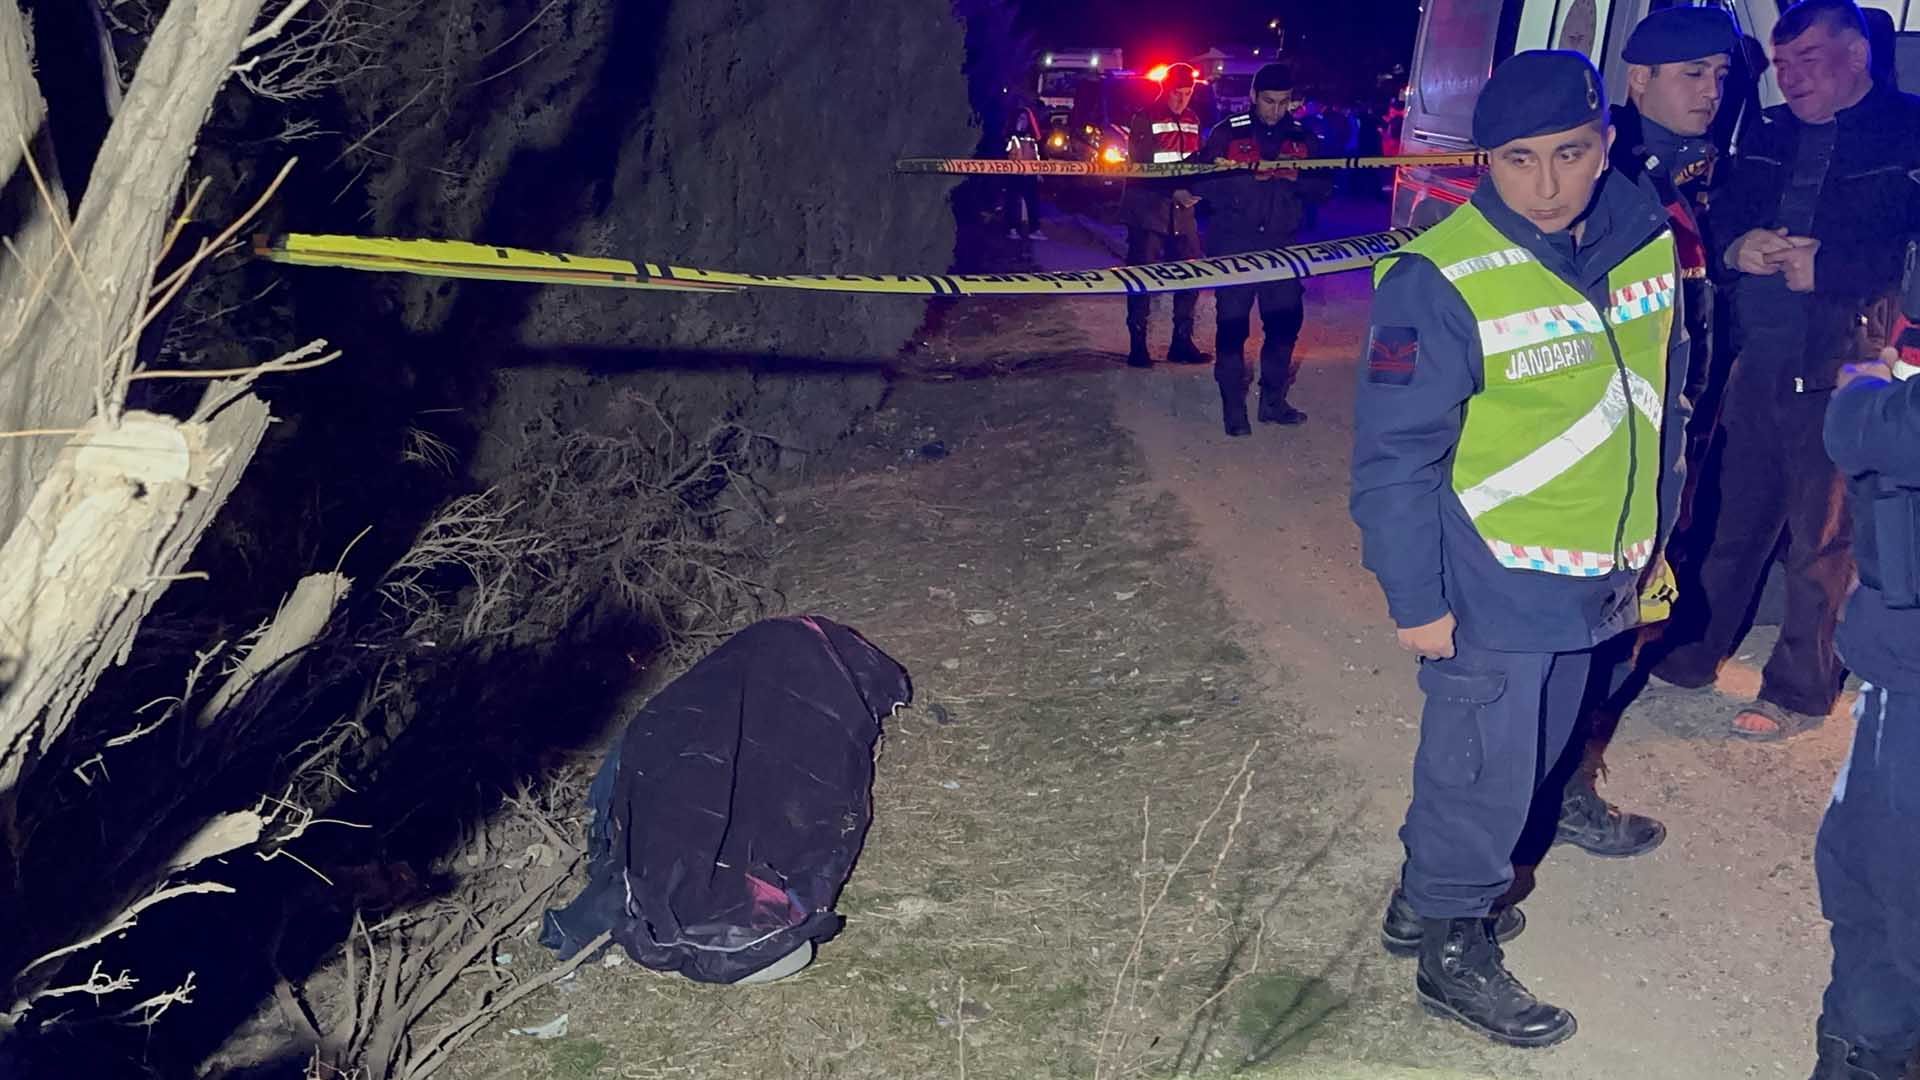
[1193,111,1331,254]
[1718,83,1920,392]
[1350,173,1692,652]
[1827,374,1920,690]
[1611,103,1720,406]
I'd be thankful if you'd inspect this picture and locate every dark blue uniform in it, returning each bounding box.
[1816,372,1920,1074]
[1196,111,1330,416]
[1352,174,1692,918]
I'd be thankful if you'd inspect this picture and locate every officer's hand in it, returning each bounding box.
[1773,236,1819,292]
[1838,347,1896,389]
[1396,613,1457,660]
[1172,188,1197,208]
[1730,228,1794,275]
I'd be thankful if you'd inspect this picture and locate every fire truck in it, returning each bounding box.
[1391,0,1920,229]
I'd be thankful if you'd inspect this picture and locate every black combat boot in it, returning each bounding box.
[1222,393,1251,437]
[1127,329,1153,368]
[1219,365,1251,437]
[1416,917,1577,1048]
[1555,772,1666,858]
[1166,332,1212,365]
[1258,395,1308,425]
[1379,888,1525,957]
[1808,1019,1916,1079]
[1121,328,1152,368]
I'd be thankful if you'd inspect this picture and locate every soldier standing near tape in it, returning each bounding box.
[1195,63,1329,435]
[1122,62,1210,368]
[1350,51,1691,1047]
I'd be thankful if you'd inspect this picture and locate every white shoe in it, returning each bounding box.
[737,939,814,985]
[1028,229,1048,241]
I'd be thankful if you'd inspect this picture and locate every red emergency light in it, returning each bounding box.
[1147,64,1170,81]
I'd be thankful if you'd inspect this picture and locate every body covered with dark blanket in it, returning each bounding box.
[541,616,910,983]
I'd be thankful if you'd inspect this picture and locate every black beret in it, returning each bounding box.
[1622,6,1739,64]
[1472,50,1608,149]
[1254,63,1292,95]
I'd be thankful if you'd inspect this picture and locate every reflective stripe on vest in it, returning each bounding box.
[1373,203,1677,578]
[1146,109,1202,165]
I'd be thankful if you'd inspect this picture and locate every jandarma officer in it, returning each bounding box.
[1349,51,1692,1047]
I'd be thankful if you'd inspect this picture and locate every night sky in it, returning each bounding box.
[1011,0,1421,101]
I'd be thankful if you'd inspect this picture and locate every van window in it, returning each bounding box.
[1411,0,1516,143]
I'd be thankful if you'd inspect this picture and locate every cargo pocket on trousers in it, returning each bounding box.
[1414,662,1507,788]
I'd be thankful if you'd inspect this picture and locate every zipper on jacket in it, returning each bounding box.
[1601,317,1637,566]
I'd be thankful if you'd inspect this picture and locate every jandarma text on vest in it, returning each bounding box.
[1505,337,1598,382]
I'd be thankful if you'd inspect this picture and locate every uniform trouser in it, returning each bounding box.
[1125,227,1201,340]
[1004,177,1040,234]
[1214,279,1305,401]
[1652,371,1852,715]
[1816,683,1920,1063]
[1402,638,1593,918]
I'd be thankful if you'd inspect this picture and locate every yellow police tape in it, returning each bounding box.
[894,152,1488,179]
[254,227,1426,297]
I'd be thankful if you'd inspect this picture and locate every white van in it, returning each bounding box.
[1391,0,1920,228]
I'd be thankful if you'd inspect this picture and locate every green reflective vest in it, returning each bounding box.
[1374,203,1676,578]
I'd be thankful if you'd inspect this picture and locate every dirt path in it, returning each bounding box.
[428,199,1850,1080]
[1062,200,1847,1079]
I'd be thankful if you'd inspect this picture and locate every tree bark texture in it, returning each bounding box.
[0,0,269,537]
[0,384,270,799]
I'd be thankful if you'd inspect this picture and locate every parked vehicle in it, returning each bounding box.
[1035,47,1125,127]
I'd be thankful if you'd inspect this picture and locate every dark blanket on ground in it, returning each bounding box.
[540,615,911,983]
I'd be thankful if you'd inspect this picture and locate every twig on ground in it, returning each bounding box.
[1093,744,1261,1079]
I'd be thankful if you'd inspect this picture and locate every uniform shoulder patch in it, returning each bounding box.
[1367,326,1419,386]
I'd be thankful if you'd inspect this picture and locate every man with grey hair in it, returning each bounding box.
[1647,0,1920,749]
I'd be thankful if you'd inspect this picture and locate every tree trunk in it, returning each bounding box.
[0,383,270,800]
[0,0,270,537]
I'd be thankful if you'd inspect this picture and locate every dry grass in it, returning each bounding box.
[249,317,1533,1079]
[402,362,1536,1080]
[386,368,1329,1079]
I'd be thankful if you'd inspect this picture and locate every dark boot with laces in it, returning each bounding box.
[1380,888,1525,957]
[1416,916,1577,1048]
[1555,771,1666,858]
[1808,1019,1917,1079]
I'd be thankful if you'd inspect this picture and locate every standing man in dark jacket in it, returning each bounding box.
[1123,63,1210,368]
[1551,5,1740,862]
[1647,0,1920,741]
[1351,51,1690,1047]
[1809,349,1920,1080]
[1196,63,1329,435]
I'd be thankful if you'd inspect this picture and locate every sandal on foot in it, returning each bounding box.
[1730,699,1826,742]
